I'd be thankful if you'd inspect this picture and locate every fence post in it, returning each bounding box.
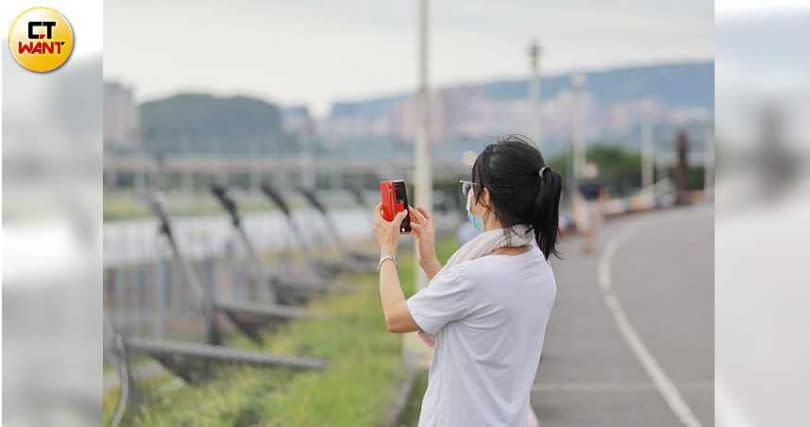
[114,268,126,332]
[130,267,140,335]
[155,256,167,339]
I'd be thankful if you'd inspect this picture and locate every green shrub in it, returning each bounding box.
[114,237,460,426]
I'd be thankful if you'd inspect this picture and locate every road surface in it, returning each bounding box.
[533,205,713,426]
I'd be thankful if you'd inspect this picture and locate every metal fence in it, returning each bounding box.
[104,239,258,341]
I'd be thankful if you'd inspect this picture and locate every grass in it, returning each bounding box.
[108,236,460,426]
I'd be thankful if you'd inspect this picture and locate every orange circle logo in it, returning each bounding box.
[8,7,74,73]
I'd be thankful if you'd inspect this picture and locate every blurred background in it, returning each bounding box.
[15,1,810,427]
[715,1,810,426]
[3,1,103,426]
[97,1,716,426]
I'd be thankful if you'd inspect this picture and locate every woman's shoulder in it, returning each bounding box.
[455,246,548,278]
[447,250,555,302]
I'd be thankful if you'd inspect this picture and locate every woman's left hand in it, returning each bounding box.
[373,202,408,257]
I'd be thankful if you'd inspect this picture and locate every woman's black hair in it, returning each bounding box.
[471,134,563,259]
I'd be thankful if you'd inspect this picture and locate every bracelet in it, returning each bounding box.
[378,254,397,271]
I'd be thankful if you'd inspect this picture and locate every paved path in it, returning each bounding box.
[532,205,713,426]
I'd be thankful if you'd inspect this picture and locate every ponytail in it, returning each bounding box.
[533,167,562,259]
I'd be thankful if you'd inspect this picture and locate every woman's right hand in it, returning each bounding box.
[409,206,442,279]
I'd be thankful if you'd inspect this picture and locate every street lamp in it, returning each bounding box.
[571,73,587,183]
[406,0,433,369]
[528,40,542,147]
[641,101,654,193]
[414,0,432,285]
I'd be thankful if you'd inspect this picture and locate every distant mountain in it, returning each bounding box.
[482,62,713,108]
[139,93,296,156]
[327,62,713,120]
[321,61,714,158]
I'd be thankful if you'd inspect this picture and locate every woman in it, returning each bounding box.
[373,135,562,426]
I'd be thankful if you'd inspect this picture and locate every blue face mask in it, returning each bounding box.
[466,191,485,231]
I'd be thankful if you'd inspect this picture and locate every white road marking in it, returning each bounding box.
[533,381,713,393]
[598,225,703,427]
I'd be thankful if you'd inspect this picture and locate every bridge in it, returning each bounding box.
[103,152,711,190]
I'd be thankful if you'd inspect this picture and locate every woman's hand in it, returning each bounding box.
[409,206,442,279]
[373,203,409,257]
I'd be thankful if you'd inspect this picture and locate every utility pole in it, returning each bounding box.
[571,74,587,183]
[300,116,316,190]
[406,0,433,369]
[641,103,654,193]
[249,139,260,192]
[528,40,542,147]
[414,0,432,290]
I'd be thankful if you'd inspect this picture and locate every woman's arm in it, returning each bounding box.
[373,203,420,333]
[420,257,442,281]
[379,260,420,333]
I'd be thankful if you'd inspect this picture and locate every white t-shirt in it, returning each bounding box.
[407,245,556,427]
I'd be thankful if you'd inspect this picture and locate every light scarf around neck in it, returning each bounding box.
[418,224,536,347]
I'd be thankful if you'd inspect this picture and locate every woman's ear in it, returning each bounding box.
[479,187,497,226]
[481,187,492,210]
[476,187,493,216]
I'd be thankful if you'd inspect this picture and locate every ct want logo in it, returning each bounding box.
[8,7,74,73]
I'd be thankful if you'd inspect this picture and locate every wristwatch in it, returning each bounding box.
[378,254,397,271]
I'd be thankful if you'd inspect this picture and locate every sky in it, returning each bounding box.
[104,0,713,117]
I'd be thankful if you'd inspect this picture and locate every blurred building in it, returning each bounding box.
[394,90,447,142]
[103,81,140,149]
[281,105,316,135]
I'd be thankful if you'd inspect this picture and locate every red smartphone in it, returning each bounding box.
[380,180,411,233]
